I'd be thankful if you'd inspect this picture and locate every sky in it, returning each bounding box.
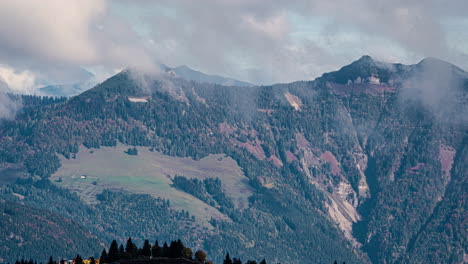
[0,0,467,93]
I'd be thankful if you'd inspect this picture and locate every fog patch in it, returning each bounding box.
[0,91,22,121]
[400,58,468,123]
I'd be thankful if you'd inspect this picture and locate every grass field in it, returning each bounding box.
[50,145,253,224]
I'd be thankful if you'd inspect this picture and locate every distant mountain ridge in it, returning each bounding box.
[161,64,253,86]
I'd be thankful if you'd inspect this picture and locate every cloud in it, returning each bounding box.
[1,0,468,89]
[0,0,157,93]
[400,58,468,123]
[112,0,468,84]
[0,65,37,93]
[0,85,21,120]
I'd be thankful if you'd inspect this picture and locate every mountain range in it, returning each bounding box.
[0,56,466,264]
[36,65,252,98]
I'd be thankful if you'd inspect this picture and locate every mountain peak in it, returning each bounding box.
[319,55,395,85]
[417,57,458,70]
[355,55,375,64]
[417,57,468,77]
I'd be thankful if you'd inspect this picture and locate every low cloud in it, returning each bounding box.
[0,0,467,90]
[0,65,37,93]
[0,0,157,93]
[400,58,468,123]
[114,0,468,84]
[0,86,21,120]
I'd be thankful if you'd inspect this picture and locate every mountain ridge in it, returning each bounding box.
[0,56,466,264]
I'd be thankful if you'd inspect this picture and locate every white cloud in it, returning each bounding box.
[0,0,158,92]
[0,0,467,89]
[0,0,107,65]
[0,65,37,93]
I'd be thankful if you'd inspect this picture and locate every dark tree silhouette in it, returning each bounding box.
[151,241,162,258]
[108,240,119,262]
[223,253,233,264]
[75,255,83,264]
[100,249,108,264]
[126,237,137,258]
[119,245,125,258]
[162,242,169,258]
[141,239,151,257]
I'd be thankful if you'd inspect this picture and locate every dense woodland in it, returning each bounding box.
[0,57,467,263]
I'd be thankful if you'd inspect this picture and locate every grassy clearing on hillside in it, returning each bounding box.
[51,145,253,225]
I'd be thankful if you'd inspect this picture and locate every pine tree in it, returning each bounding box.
[142,239,151,257]
[162,242,169,258]
[119,245,125,259]
[75,255,83,264]
[223,253,232,264]
[89,257,96,264]
[126,237,137,258]
[100,250,108,264]
[48,256,54,264]
[260,259,266,264]
[175,240,185,258]
[151,241,162,258]
[108,240,120,262]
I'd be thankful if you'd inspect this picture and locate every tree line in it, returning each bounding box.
[98,237,267,264]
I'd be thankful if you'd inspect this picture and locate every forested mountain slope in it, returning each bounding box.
[0,56,466,264]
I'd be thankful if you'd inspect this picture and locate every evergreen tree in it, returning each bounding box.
[100,250,108,264]
[260,260,266,264]
[223,253,232,264]
[48,256,54,264]
[142,239,151,257]
[89,257,96,264]
[119,245,125,258]
[175,240,185,258]
[151,241,162,258]
[108,240,120,262]
[162,242,169,258]
[75,255,83,264]
[125,237,137,258]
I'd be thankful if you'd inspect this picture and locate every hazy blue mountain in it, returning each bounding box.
[37,68,96,97]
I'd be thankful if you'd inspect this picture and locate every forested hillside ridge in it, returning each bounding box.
[0,56,467,264]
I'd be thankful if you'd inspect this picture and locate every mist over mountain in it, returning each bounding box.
[0,56,466,264]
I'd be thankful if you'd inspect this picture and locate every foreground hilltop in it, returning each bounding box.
[0,56,466,264]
